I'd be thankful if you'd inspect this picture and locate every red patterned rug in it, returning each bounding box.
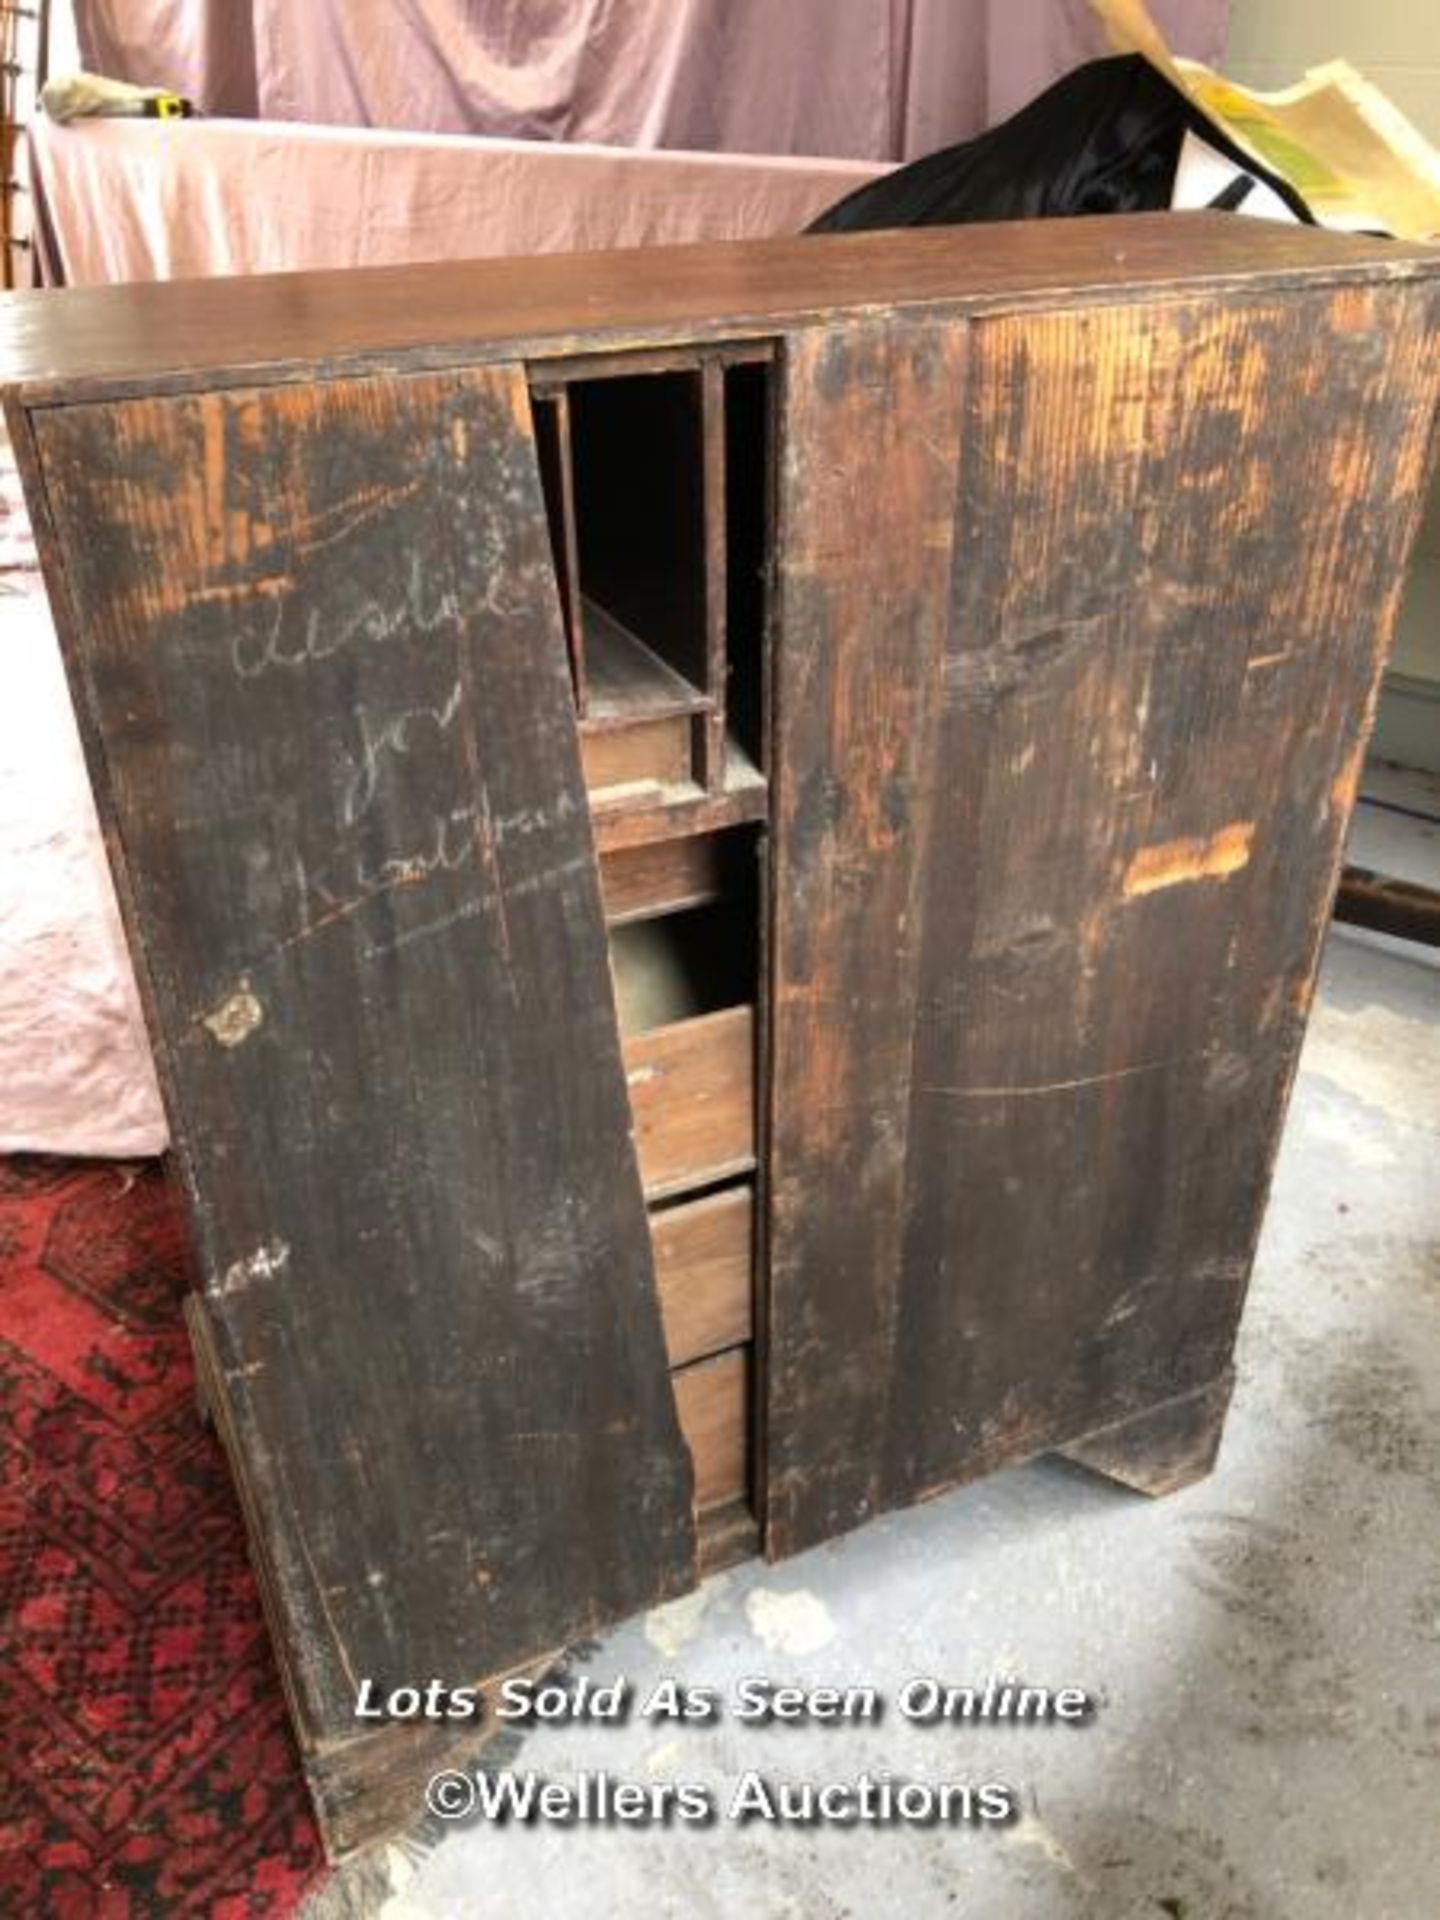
[0,1157,328,1916]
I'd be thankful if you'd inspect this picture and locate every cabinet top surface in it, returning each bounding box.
[4,212,1438,398]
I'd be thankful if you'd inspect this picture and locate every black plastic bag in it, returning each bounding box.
[808,54,1310,233]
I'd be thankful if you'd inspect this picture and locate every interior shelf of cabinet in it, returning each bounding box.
[578,596,710,789]
[530,346,773,844]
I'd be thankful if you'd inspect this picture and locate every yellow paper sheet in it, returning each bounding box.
[1093,0,1440,239]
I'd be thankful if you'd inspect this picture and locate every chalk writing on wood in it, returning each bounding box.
[33,366,697,1756]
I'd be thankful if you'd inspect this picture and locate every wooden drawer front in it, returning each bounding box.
[673,1348,749,1512]
[581,715,692,794]
[601,834,723,926]
[653,1187,753,1367]
[624,1005,756,1201]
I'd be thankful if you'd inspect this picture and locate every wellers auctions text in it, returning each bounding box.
[409,1675,1094,1827]
[423,1768,1019,1828]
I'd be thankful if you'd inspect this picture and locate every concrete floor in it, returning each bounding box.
[313,765,1440,1920]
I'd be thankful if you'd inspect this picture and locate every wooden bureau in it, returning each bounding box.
[6,213,1439,1853]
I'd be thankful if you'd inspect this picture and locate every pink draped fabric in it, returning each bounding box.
[29,117,886,285]
[76,0,1229,162]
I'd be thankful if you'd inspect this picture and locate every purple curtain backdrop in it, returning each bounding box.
[75,0,1228,161]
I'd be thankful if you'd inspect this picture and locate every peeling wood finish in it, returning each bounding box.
[202,986,266,1047]
[30,367,697,1752]
[767,285,1440,1557]
[1122,821,1255,897]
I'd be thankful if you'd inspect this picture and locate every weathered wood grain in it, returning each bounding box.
[764,317,968,1556]
[767,285,1440,1556]
[885,287,1440,1509]
[697,1497,761,1576]
[5,214,1437,403]
[31,367,698,1750]
[184,1290,567,1860]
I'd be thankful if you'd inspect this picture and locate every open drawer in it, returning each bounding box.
[609,871,760,1202]
[624,1005,756,1201]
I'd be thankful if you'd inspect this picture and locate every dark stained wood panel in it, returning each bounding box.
[764,317,968,1556]
[31,367,697,1744]
[886,286,1440,1508]
[767,285,1440,1557]
[5,215,1437,400]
